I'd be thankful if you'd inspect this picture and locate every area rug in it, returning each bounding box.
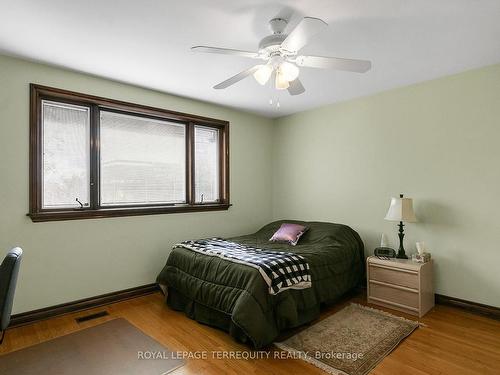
[0,318,184,375]
[275,303,419,375]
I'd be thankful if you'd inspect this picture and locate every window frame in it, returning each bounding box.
[29,84,230,222]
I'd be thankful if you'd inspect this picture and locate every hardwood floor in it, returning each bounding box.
[1,292,499,374]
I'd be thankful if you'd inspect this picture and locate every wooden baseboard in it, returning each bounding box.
[435,294,500,321]
[9,283,160,328]
[9,284,498,328]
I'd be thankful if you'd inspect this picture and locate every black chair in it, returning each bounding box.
[0,247,22,344]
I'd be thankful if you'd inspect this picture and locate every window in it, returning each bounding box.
[194,125,220,203]
[41,101,90,209]
[99,111,186,206]
[29,84,229,221]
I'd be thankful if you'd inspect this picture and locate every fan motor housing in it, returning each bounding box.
[258,34,287,53]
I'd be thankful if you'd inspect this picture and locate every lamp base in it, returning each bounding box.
[396,221,408,259]
[396,250,408,259]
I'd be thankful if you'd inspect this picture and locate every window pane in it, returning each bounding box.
[100,111,186,206]
[42,101,90,209]
[194,125,220,203]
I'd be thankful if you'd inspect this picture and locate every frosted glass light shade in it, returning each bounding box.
[385,196,417,222]
[253,64,273,85]
[275,71,290,90]
[279,62,299,81]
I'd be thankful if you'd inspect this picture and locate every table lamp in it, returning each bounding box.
[384,194,417,259]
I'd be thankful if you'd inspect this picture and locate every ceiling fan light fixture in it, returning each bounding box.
[253,64,273,85]
[275,70,290,90]
[192,16,371,96]
[279,61,299,82]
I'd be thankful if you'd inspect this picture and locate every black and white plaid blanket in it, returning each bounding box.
[174,238,311,295]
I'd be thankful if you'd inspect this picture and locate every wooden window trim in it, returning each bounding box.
[29,84,230,222]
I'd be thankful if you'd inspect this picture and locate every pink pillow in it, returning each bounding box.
[269,223,308,246]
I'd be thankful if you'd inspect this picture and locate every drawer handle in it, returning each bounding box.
[370,263,418,275]
[369,279,418,293]
[368,296,419,312]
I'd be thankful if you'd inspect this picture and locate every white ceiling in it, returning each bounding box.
[1,0,499,118]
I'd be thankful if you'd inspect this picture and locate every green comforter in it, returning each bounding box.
[156,220,364,348]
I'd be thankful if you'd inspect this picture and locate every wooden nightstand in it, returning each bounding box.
[367,256,434,317]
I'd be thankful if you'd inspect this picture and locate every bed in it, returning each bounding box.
[156,220,364,348]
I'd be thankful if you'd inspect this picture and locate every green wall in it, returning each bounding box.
[0,54,274,313]
[2,53,499,313]
[273,64,500,308]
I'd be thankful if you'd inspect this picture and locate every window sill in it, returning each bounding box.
[27,203,231,222]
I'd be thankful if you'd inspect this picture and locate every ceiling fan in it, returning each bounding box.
[192,17,372,96]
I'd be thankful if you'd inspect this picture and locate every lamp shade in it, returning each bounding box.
[275,70,290,90]
[253,64,273,85]
[385,196,417,222]
[279,62,299,81]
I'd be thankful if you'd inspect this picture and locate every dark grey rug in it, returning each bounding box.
[0,318,184,375]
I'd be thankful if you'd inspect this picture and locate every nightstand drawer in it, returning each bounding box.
[367,256,434,317]
[369,281,419,309]
[369,264,419,289]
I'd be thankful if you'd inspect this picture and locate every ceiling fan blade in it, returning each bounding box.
[281,17,328,53]
[287,78,305,96]
[296,55,372,73]
[191,46,260,59]
[213,65,261,89]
